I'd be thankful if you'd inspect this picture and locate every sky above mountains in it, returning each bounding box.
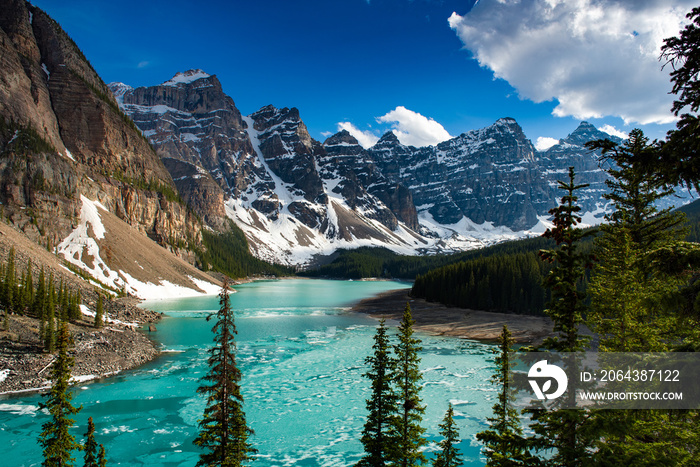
[31,0,695,149]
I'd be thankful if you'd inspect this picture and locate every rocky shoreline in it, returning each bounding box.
[0,220,169,396]
[352,288,553,344]
[0,300,162,396]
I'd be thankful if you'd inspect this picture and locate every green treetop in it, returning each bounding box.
[392,303,426,467]
[193,278,255,466]
[38,321,82,466]
[433,404,462,467]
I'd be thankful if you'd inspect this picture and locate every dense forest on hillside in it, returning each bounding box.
[303,198,700,315]
[302,236,557,280]
[196,221,294,278]
[411,249,552,315]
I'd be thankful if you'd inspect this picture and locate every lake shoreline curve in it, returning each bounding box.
[352,288,553,344]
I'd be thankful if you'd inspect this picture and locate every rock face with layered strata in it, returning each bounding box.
[0,0,200,254]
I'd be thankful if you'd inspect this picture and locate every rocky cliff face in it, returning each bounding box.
[0,0,200,255]
[113,75,428,264]
[370,118,549,231]
[538,121,620,218]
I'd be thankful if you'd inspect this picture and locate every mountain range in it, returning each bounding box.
[1,0,681,288]
[109,70,619,266]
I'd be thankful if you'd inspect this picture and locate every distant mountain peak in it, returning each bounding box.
[162,69,211,87]
[324,129,361,147]
[376,131,401,145]
[565,121,622,146]
[496,117,518,125]
[108,82,133,103]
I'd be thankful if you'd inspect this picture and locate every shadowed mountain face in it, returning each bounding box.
[0,0,224,296]
[0,0,201,254]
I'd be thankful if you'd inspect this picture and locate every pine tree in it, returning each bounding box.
[94,295,104,329]
[3,247,16,330]
[68,291,80,322]
[586,130,687,351]
[35,268,47,342]
[433,404,462,467]
[3,247,16,312]
[392,303,426,467]
[528,167,595,466]
[23,259,34,314]
[38,321,82,466]
[358,319,398,467]
[584,131,697,465]
[538,167,594,354]
[476,325,531,466]
[45,279,56,353]
[83,416,98,467]
[193,278,255,466]
[657,6,700,190]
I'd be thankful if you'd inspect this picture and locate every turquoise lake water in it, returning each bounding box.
[0,279,496,466]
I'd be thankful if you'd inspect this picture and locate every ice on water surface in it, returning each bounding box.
[1,280,495,466]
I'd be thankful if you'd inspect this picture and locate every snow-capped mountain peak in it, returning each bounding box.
[162,69,211,87]
[111,70,673,267]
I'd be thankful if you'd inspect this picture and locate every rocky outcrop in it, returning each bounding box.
[0,0,65,152]
[370,118,549,231]
[163,157,227,230]
[320,130,419,231]
[250,105,327,203]
[112,72,266,232]
[0,0,200,254]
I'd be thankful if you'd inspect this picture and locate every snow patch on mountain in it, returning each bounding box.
[162,69,211,87]
[242,115,295,208]
[109,82,133,104]
[56,196,219,300]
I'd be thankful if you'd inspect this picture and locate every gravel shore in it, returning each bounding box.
[0,221,165,396]
[0,301,161,396]
[352,288,553,344]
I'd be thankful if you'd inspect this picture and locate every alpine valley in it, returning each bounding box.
[0,0,658,282]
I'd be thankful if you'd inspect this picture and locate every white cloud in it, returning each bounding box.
[535,136,560,151]
[337,122,380,149]
[448,0,694,125]
[137,60,150,69]
[598,124,629,139]
[376,106,452,147]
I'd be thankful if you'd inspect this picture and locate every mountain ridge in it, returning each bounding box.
[110,68,633,266]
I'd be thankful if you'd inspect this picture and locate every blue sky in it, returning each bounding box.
[31,0,695,149]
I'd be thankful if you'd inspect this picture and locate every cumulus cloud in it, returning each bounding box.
[598,124,629,139]
[337,122,380,149]
[376,106,452,147]
[448,0,694,125]
[535,136,560,151]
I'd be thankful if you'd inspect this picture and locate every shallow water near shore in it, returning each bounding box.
[0,279,495,466]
